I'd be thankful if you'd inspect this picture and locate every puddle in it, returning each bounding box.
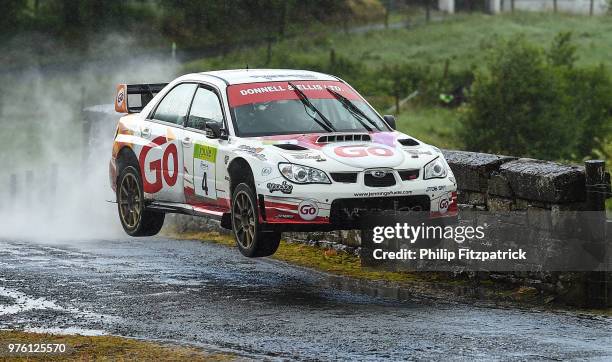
[26,327,108,336]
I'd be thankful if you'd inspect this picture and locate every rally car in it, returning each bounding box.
[109,69,457,257]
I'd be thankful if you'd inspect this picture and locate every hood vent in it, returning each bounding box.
[398,138,420,146]
[274,144,308,151]
[316,134,371,144]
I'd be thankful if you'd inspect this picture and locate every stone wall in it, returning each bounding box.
[440,150,610,306]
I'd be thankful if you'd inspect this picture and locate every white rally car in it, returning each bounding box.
[109,69,457,257]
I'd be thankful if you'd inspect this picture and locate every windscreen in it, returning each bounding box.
[227,80,389,137]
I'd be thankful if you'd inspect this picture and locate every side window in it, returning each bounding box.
[186,87,224,130]
[152,83,197,125]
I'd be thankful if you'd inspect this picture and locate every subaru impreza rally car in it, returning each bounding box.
[109,69,457,257]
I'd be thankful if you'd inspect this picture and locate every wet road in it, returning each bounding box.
[0,237,610,361]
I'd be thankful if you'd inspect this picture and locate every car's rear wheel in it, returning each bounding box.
[117,164,165,236]
[231,183,280,257]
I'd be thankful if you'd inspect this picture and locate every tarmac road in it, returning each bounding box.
[0,237,610,361]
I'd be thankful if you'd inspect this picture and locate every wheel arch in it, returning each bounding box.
[227,157,254,197]
[116,146,139,170]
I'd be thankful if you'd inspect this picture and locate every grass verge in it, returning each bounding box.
[184,12,612,73]
[0,331,234,361]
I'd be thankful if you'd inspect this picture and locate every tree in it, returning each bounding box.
[461,36,573,159]
[462,34,612,160]
[377,63,428,114]
[0,0,26,35]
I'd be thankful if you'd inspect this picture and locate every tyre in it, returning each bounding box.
[117,163,165,237]
[231,183,280,257]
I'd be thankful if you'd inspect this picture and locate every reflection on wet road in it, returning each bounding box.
[0,238,610,360]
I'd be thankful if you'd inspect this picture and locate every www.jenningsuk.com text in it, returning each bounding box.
[372,223,485,244]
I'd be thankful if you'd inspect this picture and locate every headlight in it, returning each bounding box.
[423,157,447,179]
[278,163,331,184]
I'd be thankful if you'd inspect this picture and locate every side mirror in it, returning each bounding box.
[205,122,229,140]
[383,115,396,130]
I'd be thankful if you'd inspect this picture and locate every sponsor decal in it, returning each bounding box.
[292,153,326,161]
[115,84,128,113]
[267,181,293,194]
[405,149,433,158]
[262,139,298,145]
[224,155,229,165]
[334,145,394,158]
[116,87,125,106]
[426,185,447,192]
[342,204,424,220]
[276,214,295,220]
[261,167,272,176]
[194,144,217,163]
[237,145,266,161]
[354,190,413,197]
[139,136,178,194]
[227,80,361,107]
[298,200,319,221]
[439,197,450,214]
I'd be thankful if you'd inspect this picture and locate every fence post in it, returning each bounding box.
[590,0,594,16]
[584,160,609,308]
[10,174,17,208]
[488,0,501,14]
[25,170,33,208]
[553,0,557,13]
[49,163,58,206]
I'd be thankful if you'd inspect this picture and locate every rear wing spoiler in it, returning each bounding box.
[114,83,168,113]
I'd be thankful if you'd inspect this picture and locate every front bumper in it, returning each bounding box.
[256,175,457,230]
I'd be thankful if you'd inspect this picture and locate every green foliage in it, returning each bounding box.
[1,0,372,48]
[548,32,577,68]
[562,65,612,159]
[462,33,612,160]
[374,63,430,112]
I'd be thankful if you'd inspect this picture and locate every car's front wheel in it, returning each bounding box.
[231,183,280,257]
[117,164,165,237]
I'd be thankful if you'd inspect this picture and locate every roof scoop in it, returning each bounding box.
[316,133,371,144]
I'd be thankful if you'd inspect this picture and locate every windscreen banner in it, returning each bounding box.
[227,81,362,107]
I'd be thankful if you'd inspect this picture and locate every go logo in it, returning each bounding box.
[438,198,450,214]
[139,136,178,193]
[334,145,394,158]
[298,200,319,221]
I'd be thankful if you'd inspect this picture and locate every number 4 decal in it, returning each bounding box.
[202,171,209,195]
[193,144,217,199]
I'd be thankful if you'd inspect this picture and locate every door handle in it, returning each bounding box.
[141,127,151,138]
[182,137,192,147]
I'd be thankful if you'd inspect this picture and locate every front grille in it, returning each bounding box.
[398,169,420,181]
[316,134,371,144]
[364,172,396,187]
[331,172,358,183]
[330,196,430,227]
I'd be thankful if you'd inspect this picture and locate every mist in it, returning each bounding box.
[0,34,180,241]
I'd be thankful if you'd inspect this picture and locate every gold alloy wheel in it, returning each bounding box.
[232,190,256,249]
[119,173,142,229]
